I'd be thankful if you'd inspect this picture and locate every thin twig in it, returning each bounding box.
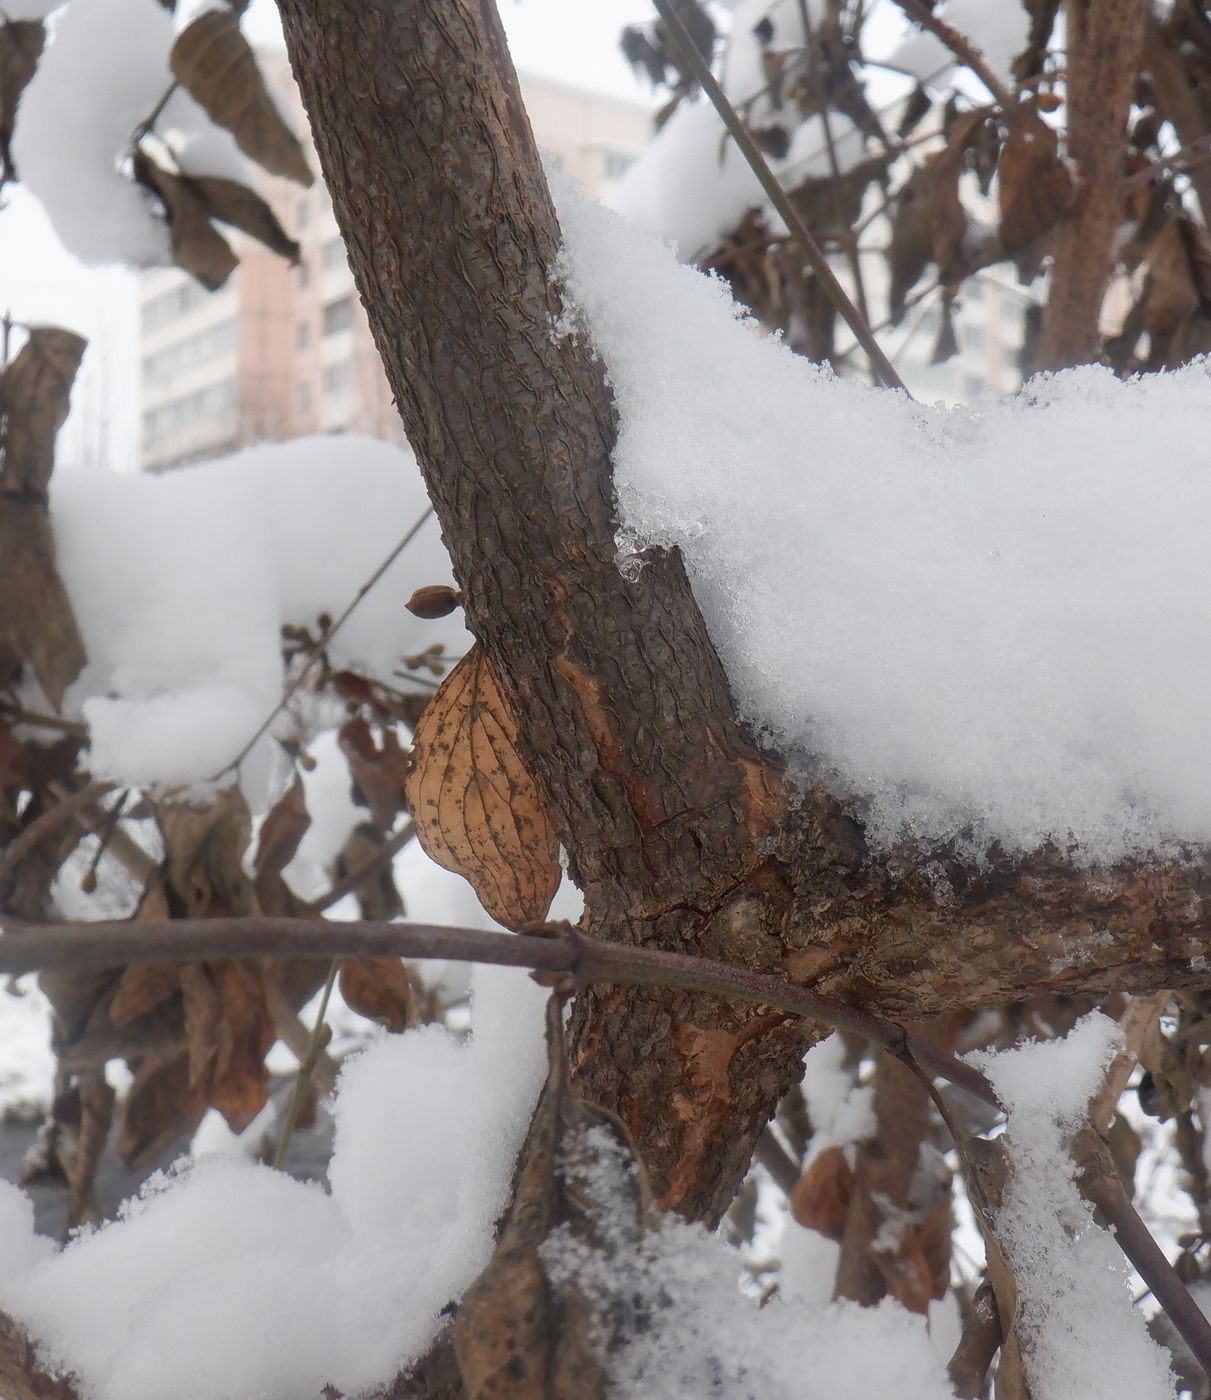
[210,504,435,781]
[272,959,337,1170]
[889,0,1013,108]
[302,819,416,915]
[651,0,908,393]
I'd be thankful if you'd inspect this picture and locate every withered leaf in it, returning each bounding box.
[0,19,44,179]
[339,956,412,1032]
[188,173,300,263]
[0,326,88,707]
[789,1144,853,1241]
[254,773,311,880]
[155,787,256,917]
[171,9,312,186]
[405,644,560,930]
[333,822,404,921]
[133,149,237,292]
[116,1052,208,1170]
[338,716,410,831]
[181,960,272,1130]
[998,99,1075,254]
[0,325,86,497]
[109,961,182,1029]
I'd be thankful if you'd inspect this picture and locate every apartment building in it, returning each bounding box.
[139,68,653,471]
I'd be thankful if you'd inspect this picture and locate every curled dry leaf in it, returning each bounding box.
[133,149,237,292]
[998,99,1076,255]
[789,1144,853,1241]
[338,956,412,1032]
[405,643,560,930]
[188,174,300,263]
[0,19,44,180]
[0,327,88,707]
[170,8,312,185]
[338,716,411,831]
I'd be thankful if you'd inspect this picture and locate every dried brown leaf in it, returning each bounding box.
[109,962,182,1029]
[133,148,237,292]
[181,960,272,1129]
[339,956,412,1032]
[333,822,403,920]
[155,787,256,917]
[0,325,85,496]
[116,1052,208,1170]
[189,173,300,262]
[405,644,560,929]
[998,99,1075,254]
[338,716,410,831]
[789,1144,853,1241]
[170,9,311,185]
[0,20,44,179]
[254,774,310,880]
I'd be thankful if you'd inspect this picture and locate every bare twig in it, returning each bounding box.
[889,0,1013,108]
[210,504,434,781]
[302,820,416,916]
[272,959,337,1170]
[651,0,907,392]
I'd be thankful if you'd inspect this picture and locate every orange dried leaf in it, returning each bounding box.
[109,962,182,1028]
[404,643,560,929]
[339,956,412,1032]
[789,1144,853,1241]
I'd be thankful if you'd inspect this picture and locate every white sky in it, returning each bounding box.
[0,0,659,470]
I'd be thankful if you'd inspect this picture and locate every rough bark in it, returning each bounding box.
[1036,0,1148,369]
[277,0,804,1224]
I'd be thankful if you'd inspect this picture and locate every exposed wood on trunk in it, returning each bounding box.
[276,0,809,1224]
[1036,0,1147,369]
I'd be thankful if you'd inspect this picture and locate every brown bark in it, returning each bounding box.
[276,0,804,1225]
[1036,0,1148,369]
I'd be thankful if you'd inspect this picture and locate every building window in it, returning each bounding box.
[142,319,236,383]
[297,321,311,350]
[297,382,312,413]
[143,379,237,440]
[323,236,347,271]
[322,359,354,395]
[322,297,354,335]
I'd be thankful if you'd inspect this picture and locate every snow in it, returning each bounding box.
[0,964,548,1400]
[541,1126,955,1400]
[13,0,174,267]
[888,0,1028,89]
[801,1033,874,1155]
[51,434,464,796]
[973,1015,1175,1400]
[607,0,867,259]
[0,980,57,1118]
[556,177,1211,863]
[2,0,66,18]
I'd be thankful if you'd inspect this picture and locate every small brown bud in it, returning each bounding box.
[406,584,463,619]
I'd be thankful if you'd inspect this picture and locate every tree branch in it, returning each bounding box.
[889,0,1013,108]
[1036,0,1148,368]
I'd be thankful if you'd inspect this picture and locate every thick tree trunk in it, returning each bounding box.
[276,0,806,1223]
[1036,0,1148,369]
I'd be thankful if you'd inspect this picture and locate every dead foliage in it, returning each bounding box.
[406,643,561,929]
[0,19,43,183]
[170,7,312,185]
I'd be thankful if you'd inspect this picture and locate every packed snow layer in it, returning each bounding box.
[558,181,1211,862]
[13,0,175,267]
[51,435,462,794]
[974,1016,1175,1400]
[541,1127,955,1400]
[0,966,549,1400]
